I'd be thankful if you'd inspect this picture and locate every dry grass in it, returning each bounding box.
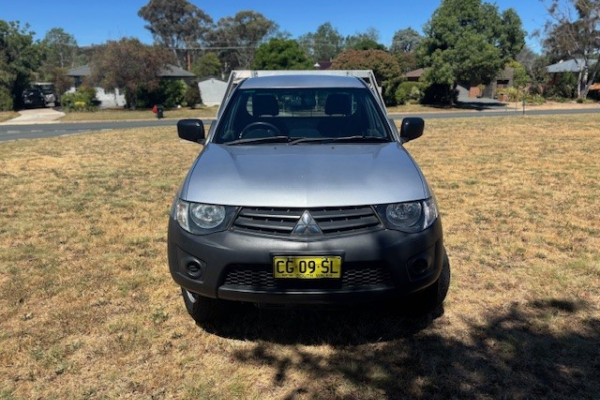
[0,112,19,123]
[58,106,219,122]
[1,115,599,399]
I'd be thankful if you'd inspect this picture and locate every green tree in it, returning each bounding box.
[420,0,525,103]
[38,28,81,95]
[191,52,222,78]
[207,11,277,72]
[390,28,424,73]
[89,38,173,109]
[298,22,345,62]
[390,28,423,54]
[542,0,600,98]
[332,49,402,105]
[138,0,213,68]
[41,28,78,69]
[0,20,43,110]
[345,28,386,51]
[252,38,312,70]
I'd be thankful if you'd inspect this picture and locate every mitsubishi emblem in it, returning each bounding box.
[292,210,323,236]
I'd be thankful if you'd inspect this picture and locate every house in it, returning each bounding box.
[198,77,227,107]
[313,61,333,70]
[403,68,425,82]
[66,64,196,108]
[546,58,598,73]
[546,58,599,98]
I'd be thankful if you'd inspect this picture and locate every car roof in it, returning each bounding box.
[238,74,366,90]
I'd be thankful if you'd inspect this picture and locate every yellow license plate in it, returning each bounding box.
[273,256,342,279]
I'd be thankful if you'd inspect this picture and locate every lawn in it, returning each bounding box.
[0,112,19,123]
[1,115,599,399]
[58,106,219,122]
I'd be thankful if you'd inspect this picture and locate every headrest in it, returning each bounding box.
[325,93,351,115]
[252,94,279,117]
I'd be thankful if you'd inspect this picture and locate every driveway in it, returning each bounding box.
[0,108,65,125]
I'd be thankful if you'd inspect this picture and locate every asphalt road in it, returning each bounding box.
[0,108,598,142]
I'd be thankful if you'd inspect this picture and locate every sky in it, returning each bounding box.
[1,0,550,52]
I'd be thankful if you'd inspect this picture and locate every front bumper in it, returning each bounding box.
[167,217,445,305]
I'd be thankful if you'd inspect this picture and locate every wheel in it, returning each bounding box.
[407,251,451,315]
[239,121,281,139]
[181,288,224,324]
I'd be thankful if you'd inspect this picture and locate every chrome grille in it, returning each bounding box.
[232,206,381,237]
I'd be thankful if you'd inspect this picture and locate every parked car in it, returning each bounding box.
[22,83,57,108]
[168,71,450,323]
[22,88,47,108]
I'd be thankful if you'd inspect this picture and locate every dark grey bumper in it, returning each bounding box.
[167,217,445,305]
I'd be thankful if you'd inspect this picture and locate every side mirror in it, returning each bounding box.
[399,117,424,142]
[177,119,205,144]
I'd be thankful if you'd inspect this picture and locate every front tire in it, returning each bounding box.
[181,288,224,324]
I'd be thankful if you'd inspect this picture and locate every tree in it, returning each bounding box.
[390,28,423,54]
[38,28,81,95]
[0,20,43,110]
[191,52,222,78]
[89,38,173,109]
[542,0,600,99]
[390,28,424,73]
[252,38,312,70]
[41,28,78,69]
[298,22,345,62]
[345,28,386,51]
[138,0,212,68]
[332,49,402,105]
[420,0,526,103]
[207,11,277,73]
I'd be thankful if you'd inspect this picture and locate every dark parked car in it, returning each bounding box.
[22,88,47,108]
[168,71,450,324]
[22,83,57,108]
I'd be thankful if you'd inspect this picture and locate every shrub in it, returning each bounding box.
[183,83,201,109]
[395,81,424,105]
[0,87,13,111]
[422,83,458,105]
[60,86,98,111]
[137,79,186,109]
[507,87,522,102]
[525,94,545,105]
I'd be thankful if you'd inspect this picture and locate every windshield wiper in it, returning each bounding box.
[288,137,334,145]
[291,136,390,145]
[226,136,290,145]
[330,136,390,143]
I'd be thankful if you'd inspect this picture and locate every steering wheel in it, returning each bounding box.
[239,122,281,139]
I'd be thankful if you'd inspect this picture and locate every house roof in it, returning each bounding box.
[66,65,92,77]
[546,58,598,73]
[313,61,333,70]
[66,64,195,78]
[198,76,226,83]
[403,68,425,79]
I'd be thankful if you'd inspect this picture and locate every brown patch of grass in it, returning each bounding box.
[1,115,599,399]
[0,111,19,123]
[59,106,218,122]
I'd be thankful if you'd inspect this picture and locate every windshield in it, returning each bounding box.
[214,87,392,144]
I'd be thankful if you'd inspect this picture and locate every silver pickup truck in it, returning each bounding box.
[168,70,450,324]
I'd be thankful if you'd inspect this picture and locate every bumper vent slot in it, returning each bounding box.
[222,264,393,291]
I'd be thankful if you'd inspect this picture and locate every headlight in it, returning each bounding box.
[175,200,235,235]
[190,203,225,229]
[378,198,438,233]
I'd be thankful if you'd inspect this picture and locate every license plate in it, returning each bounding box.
[273,256,342,279]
